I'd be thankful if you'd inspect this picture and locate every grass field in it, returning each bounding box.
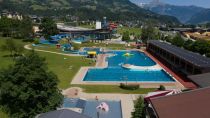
[37,52,95,88]
[0,110,8,118]
[0,37,28,69]
[79,24,96,29]
[72,85,156,94]
[117,27,141,36]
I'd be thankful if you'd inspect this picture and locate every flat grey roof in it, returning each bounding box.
[38,109,91,118]
[148,40,210,68]
[188,73,210,87]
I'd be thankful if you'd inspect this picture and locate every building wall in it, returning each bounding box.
[146,43,204,76]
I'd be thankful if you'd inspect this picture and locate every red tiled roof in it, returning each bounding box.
[150,87,210,118]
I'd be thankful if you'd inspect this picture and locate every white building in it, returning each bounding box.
[96,21,102,29]
[0,11,23,20]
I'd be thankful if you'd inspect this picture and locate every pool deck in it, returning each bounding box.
[71,50,185,89]
[62,87,142,118]
[95,54,108,68]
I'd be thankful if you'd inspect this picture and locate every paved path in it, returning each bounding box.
[95,54,108,68]
[24,44,81,56]
[63,87,142,118]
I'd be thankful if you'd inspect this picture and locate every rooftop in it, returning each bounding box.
[188,73,210,88]
[57,24,94,32]
[148,40,210,68]
[150,87,210,118]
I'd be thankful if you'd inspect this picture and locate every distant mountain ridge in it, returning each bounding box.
[187,9,210,24]
[143,3,205,23]
[131,0,210,24]
[0,0,180,24]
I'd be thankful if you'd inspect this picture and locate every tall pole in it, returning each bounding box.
[97,111,100,118]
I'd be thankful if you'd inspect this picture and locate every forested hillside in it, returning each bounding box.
[0,0,180,24]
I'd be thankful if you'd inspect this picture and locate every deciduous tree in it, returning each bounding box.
[0,51,63,118]
[40,17,58,39]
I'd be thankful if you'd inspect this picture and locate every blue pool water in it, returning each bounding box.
[63,98,122,118]
[107,51,155,67]
[83,51,175,82]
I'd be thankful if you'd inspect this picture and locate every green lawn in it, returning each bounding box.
[37,51,95,89]
[30,44,64,53]
[117,27,141,36]
[0,110,8,118]
[79,24,95,29]
[72,85,156,94]
[0,37,28,69]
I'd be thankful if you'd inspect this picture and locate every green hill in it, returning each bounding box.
[0,0,180,24]
[187,9,210,24]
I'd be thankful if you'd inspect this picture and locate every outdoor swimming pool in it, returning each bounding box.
[63,98,122,118]
[83,51,175,82]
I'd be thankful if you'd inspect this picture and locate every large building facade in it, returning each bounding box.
[147,40,210,76]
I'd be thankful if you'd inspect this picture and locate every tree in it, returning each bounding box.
[158,85,166,91]
[0,51,63,118]
[40,17,59,39]
[141,25,157,43]
[132,97,145,118]
[190,40,210,55]
[183,40,193,50]
[0,39,23,57]
[18,17,33,39]
[0,17,32,39]
[122,31,130,42]
[171,34,185,47]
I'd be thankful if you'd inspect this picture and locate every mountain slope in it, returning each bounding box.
[187,9,210,24]
[145,4,205,23]
[0,0,180,24]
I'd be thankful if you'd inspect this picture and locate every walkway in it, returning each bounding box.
[24,44,81,56]
[62,87,142,118]
[144,50,197,89]
[95,54,108,68]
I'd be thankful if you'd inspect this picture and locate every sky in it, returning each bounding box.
[130,0,210,8]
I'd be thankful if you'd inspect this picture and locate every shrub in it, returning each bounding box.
[132,97,145,118]
[72,43,80,50]
[158,85,166,91]
[120,83,139,90]
[34,38,40,44]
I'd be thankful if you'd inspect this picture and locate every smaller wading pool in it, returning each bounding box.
[63,98,122,118]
